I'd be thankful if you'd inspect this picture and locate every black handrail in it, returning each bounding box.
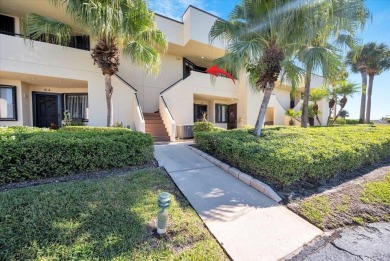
[0,30,90,51]
[114,74,143,120]
[134,93,144,120]
[115,74,138,92]
[160,78,183,95]
[0,30,23,37]
[160,96,174,121]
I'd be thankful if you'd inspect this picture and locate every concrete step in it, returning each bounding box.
[153,136,170,142]
[145,119,164,124]
[146,124,166,130]
[147,129,169,135]
[143,113,161,117]
[144,115,162,120]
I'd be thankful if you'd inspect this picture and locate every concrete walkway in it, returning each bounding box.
[155,143,322,261]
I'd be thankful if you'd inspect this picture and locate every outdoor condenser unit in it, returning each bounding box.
[176,125,194,139]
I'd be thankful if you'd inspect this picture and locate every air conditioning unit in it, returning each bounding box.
[176,125,194,139]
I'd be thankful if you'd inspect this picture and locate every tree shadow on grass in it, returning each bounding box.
[0,170,182,260]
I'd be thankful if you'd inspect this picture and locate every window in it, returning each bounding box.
[0,14,15,36]
[215,104,228,123]
[64,94,88,121]
[0,86,17,121]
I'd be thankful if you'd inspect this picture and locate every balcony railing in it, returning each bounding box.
[0,30,90,51]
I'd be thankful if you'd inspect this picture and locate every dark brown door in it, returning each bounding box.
[35,94,59,128]
[227,103,237,129]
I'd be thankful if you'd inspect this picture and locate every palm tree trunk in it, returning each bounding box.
[333,96,346,124]
[316,115,322,126]
[253,83,273,137]
[365,74,374,123]
[359,70,367,123]
[301,64,312,128]
[333,95,337,119]
[327,108,332,126]
[104,74,114,127]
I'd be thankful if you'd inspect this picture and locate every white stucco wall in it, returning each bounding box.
[162,71,238,125]
[117,54,183,113]
[155,15,184,46]
[0,34,137,127]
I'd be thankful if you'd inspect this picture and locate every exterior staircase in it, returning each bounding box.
[143,112,170,142]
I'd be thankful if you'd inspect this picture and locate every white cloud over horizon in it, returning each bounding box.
[148,0,221,21]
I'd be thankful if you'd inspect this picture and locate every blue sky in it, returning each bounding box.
[149,0,390,120]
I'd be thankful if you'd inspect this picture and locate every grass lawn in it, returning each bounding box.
[288,172,390,230]
[0,169,228,260]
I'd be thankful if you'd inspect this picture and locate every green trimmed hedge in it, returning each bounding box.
[195,126,390,187]
[0,127,154,184]
[193,122,224,133]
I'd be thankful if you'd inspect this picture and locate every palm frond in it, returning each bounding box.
[310,88,329,102]
[122,42,161,75]
[280,59,305,95]
[21,13,72,46]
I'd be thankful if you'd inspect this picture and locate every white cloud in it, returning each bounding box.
[148,0,220,21]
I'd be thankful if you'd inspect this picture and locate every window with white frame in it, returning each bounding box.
[0,85,17,121]
[215,104,228,123]
[64,94,88,121]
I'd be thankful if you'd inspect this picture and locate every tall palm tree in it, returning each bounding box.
[210,0,369,136]
[365,43,390,123]
[333,82,359,123]
[346,45,370,123]
[22,0,167,126]
[297,0,369,128]
[298,42,342,127]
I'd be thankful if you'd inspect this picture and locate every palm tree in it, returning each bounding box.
[298,1,369,128]
[346,45,370,123]
[333,82,359,123]
[309,88,328,126]
[22,0,167,126]
[326,67,349,125]
[339,109,350,119]
[210,0,369,136]
[298,42,342,127]
[365,43,390,123]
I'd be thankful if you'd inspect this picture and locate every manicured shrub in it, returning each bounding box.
[194,122,215,132]
[0,127,154,184]
[195,126,390,187]
[193,122,222,133]
[345,119,360,124]
[335,118,346,125]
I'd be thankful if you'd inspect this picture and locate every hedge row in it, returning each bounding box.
[195,126,390,187]
[0,126,154,184]
[193,122,223,133]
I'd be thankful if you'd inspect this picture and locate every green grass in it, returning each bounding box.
[291,172,390,230]
[0,169,228,260]
[361,173,390,206]
[300,195,331,229]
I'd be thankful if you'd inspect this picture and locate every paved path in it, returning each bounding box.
[290,222,390,261]
[154,143,322,261]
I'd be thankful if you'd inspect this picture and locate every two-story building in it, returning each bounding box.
[0,0,328,141]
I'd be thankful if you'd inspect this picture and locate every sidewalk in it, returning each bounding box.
[154,143,322,261]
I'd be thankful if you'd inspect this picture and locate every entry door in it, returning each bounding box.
[194,104,207,122]
[227,103,237,129]
[35,94,60,128]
